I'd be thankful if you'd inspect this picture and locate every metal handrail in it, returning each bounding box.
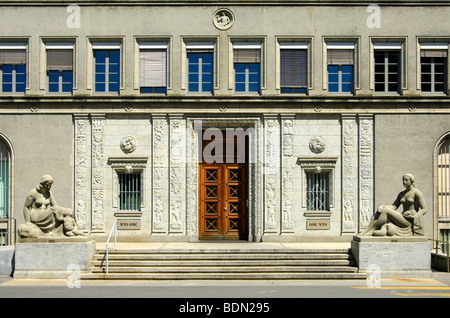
[429,238,450,273]
[105,219,117,274]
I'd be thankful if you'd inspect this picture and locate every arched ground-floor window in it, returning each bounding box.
[437,136,450,252]
[0,136,13,245]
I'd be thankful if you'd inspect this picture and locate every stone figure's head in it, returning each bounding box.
[39,175,53,191]
[402,174,415,188]
[63,208,74,218]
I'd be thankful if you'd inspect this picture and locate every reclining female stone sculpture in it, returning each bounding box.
[360,174,426,237]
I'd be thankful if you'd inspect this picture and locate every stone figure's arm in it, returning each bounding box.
[23,194,34,223]
[392,192,403,210]
[49,192,58,207]
[416,190,427,216]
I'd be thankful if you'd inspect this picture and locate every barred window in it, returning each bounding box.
[118,173,141,211]
[306,172,330,211]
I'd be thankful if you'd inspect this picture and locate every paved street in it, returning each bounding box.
[1,271,450,298]
[0,272,448,316]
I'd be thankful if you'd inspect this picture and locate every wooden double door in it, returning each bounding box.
[199,130,249,240]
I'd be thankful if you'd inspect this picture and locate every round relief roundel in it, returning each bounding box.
[213,8,234,30]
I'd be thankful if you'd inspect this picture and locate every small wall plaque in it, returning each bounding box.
[306,219,330,230]
[117,219,141,230]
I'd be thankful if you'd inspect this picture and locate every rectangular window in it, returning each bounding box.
[374,50,400,93]
[234,47,260,93]
[0,44,27,93]
[118,173,141,211]
[280,45,307,94]
[187,51,213,93]
[306,172,330,211]
[139,43,167,93]
[327,45,354,93]
[421,48,447,93]
[94,49,120,93]
[47,45,73,93]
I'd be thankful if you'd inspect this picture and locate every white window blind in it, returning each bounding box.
[0,44,27,65]
[280,49,307,88]
[47,49,73,71]
[139,49,167,87]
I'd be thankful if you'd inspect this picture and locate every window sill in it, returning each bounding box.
[304,211,332,218]
[114,212,142,218]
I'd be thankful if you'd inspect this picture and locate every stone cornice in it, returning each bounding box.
[1,0,450,5]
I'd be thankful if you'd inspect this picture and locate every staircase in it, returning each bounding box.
[81,246,366,280]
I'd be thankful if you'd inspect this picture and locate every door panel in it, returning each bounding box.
[199,163,248,239]
[200,165,222,237]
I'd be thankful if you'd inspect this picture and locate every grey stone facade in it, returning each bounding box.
[0,1,449,242]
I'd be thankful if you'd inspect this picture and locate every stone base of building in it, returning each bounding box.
[14,236,96,279]
[351,235,432,278]
[0,246,15,276]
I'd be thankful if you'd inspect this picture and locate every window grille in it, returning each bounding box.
[306,171,330,211]
[118,173,141,211]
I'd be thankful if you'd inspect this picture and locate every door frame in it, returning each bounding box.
[187,117,261,241]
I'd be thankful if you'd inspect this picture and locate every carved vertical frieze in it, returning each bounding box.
[169,115,185,234]
[263,115,280,234]
[74,115,90,232]
[359,115,374,231]
[152,115,169,233]
[281,115,295,234]
[91,115,105,233]
[186,119,199,237]
[342,115,358,233]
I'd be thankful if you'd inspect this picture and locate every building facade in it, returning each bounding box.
[0,0,449,243]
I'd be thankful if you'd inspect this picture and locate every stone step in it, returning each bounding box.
[95,248,352,254]
[82,247,365,280]
[91,253,353,261]
[91,259,355,267]
[88,265,359,274]
[81,272,367,280]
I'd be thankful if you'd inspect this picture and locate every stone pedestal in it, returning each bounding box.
[14,236,96,279]
[0,246,15,276]
[351,236,432,278]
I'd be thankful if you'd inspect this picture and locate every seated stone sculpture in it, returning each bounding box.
[18,175,85,238]
[360,174,426,237]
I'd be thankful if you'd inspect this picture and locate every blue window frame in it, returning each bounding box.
[328,65,353,93]
[94,49,120,93]
[46,48,74,94]
[234,63,260,93]
[1,64,26,93]
[48,70,73,93]
[187,51,213,93]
